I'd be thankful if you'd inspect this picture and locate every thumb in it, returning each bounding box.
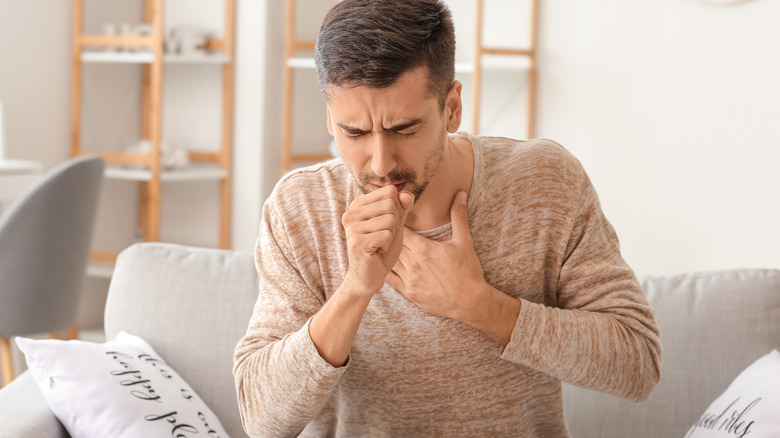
[398,190,414,223]
[450,191,470,242]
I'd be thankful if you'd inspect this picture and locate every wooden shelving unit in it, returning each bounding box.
[70,0,235,268]
[471,0,539,138]
[280,0,539,173]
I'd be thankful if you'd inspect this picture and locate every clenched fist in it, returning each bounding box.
[341,185,414,296]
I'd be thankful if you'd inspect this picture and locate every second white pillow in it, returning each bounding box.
[685,349,780,438]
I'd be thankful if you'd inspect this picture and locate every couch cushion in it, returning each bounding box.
[16,332,230,438]
[105,243,257,438]
[563,269,780,437]
[684,349,780,437]
[0,371,68,438]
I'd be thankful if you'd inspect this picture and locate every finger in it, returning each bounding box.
[349,185,398,209]
[348,213,397,237]
[394,249,408,275]
[361,229,394,255]
[344,197,401,224]
[401,226,426,252]
[384,270,404,292]
[349,215,398,254]
[397,190,415,223]
[450,191,471,243]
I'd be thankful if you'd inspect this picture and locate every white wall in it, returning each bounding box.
[536,0,780,275]
[0,1,72,169]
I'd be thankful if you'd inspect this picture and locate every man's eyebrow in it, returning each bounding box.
[384,119,424,132]
[335,123,369,135]
[336,119,424,134]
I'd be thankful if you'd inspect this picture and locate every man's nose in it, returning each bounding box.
[369,133,397,178]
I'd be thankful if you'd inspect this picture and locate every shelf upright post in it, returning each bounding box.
[471,0,485,135]
[144,0,165,242]
[70,0,84,158]
[527,0,539,139]
[139,0,154,239]
[281,0,296,174]
[219,0,236,249]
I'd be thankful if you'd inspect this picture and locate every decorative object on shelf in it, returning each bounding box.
[101,23,117,52]
[128,24,153,53]
[100,23,154,53]
[124,139,190,170]
[165,27,214,55]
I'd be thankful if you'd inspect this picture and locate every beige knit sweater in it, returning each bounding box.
[234,134,662,437]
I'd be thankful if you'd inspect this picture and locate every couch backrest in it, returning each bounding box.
[563,269,780,437]
[105,242,258,438]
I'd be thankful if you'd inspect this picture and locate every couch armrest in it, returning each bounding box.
[0,371,69,438]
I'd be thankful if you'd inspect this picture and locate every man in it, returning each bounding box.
[234,1,661,436]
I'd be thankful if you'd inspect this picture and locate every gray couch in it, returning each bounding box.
[0,242,778,437]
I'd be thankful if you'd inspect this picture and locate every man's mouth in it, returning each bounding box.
[371,182,406,192]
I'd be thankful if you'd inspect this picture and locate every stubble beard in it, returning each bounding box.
[355,132,447,202]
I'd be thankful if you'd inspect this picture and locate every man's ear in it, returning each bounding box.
[445,80,463,133]
[326,107,334,136]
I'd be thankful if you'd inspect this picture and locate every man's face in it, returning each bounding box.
[326,67,460,201]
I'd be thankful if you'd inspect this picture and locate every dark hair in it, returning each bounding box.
[314,0,455,108]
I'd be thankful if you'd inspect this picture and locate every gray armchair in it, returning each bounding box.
[0,155,104,386]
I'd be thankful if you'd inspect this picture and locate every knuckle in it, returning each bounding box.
[378,229,393,242]
[382,213,396,228]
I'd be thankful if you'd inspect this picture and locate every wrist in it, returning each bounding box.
[460,281,521,347]
[310,279,375,367]
[341,272,383,301]
[334,275,379,306]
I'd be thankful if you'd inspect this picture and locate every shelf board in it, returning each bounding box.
[81,51,154,63]
[287,57,316,69]
[163,53,231,64]
[455,55,532,73]
[104,163,228,182]
[0,159,43,176]
[81,51,230,64]
[286,55,531,73]
[86,261,115,279]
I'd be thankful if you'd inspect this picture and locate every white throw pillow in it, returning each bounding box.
[16,332,230,438]
[685,349,780,438]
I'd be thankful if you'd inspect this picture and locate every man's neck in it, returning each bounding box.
[405,134,474,232]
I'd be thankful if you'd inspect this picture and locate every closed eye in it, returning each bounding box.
[343,128,368,141]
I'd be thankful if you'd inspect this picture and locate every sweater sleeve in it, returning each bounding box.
[499,172,662,402]
[233,201,348,437]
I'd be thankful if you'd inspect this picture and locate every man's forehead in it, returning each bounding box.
[325,68,438,102]
[326,94,437,129]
